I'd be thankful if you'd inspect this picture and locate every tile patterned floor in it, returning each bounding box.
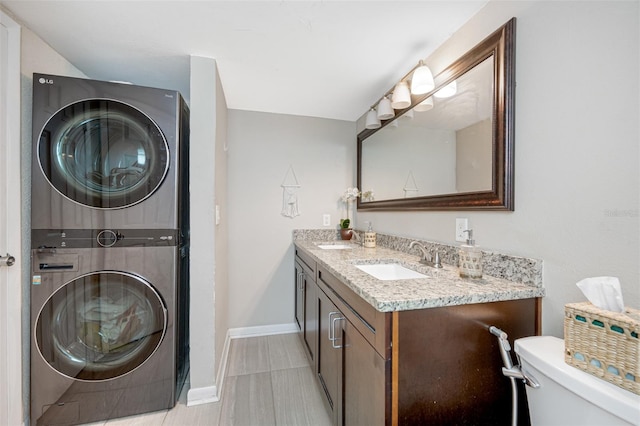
[84,333,331,425]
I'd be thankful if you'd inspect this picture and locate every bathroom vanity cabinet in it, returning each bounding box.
[316,265,389,425]
[294,243,541,426]
[294,248,317,364]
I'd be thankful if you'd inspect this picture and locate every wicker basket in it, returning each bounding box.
[564,302,640,395]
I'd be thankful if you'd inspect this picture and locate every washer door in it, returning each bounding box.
[35,272,167,381]
[38,99,169,209]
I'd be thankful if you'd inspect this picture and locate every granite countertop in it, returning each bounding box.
[295,240,545,313]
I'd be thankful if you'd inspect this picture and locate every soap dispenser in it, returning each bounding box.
[459,229,482,278]
[364,221,377,248]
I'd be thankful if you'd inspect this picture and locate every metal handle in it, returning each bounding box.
[331,316,345,348]
[328,311,340,342]
[328,312,344,349]
[39,263,73,270]
[0,253,15,267]
[297,272,304,290]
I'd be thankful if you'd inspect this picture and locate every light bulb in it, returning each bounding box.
[376,96,394,120]
[391,81,411,109]
[365,108,381,129]
[411,61,435,95]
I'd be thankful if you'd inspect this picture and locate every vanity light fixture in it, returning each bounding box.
[391,81,411,109]
[365,108,381,129]
[363,58,435,128]
[376,96,395,120]
[434,80,457,98]
[414,96,434,112]
[410,60,435,95]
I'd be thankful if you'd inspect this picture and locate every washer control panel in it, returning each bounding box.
[32,229,181,249]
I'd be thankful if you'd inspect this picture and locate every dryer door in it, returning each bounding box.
[37,99,169,209]
[35,271,167,381]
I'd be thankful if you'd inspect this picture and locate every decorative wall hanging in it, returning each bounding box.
[403,171,419,198]
[281,165,301,218]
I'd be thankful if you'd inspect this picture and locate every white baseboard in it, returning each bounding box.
[186,323,297,406]
[228,322,298,339]
[186,385,219,407]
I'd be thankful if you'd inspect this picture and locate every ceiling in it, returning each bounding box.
[2,1,488,121]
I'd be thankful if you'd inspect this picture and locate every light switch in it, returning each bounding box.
[215,205,221,225]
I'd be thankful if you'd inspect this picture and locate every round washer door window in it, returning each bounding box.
[38,99,169,209]
[35,272,167,381]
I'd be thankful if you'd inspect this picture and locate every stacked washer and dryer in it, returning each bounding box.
[30,74,190,425]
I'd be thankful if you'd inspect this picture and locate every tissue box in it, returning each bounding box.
[564,302,639,395]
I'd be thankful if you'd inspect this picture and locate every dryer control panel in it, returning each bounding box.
[32,229,180,249]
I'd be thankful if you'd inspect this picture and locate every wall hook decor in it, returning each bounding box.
[403,170,419,198]
[281,165,301,218]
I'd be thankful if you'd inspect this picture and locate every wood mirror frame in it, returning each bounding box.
[357,18,515,211]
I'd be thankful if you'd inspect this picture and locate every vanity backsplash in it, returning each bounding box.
[293,229,543,288]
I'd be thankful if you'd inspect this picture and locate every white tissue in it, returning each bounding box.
[576,276,625,313]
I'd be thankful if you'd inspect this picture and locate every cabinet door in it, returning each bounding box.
[294,261,304,332]
[317,288,343,425]
[395,299,538,425]
[302,275,317,365]
[343,319,387,426]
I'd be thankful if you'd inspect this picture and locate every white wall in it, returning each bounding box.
[188,56,229,404]
[227,111,355,329]
[213,59,229,393]
[357,0,640,337]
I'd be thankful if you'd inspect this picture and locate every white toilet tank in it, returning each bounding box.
[514,336,640,426]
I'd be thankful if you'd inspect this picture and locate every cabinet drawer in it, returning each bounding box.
[294,247,316,279]
[317,265,391,359]
[296,257,315,279]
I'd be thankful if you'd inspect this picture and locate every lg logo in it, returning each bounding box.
[38,77,53,84]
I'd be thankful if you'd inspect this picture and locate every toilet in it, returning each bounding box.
[514,336,640,426]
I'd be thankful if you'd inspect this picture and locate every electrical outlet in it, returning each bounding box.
[455,218,468,242]
[323,214,331,227]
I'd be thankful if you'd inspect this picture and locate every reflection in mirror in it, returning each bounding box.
[361,56,494,200]
[357,18,515,211]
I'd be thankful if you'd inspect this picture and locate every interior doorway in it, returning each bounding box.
[0,9,23,426]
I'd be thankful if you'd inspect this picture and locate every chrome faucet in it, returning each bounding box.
[347,229,362,245]
[409,241,443,268]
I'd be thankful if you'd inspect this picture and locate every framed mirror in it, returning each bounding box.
[357,18,515,211]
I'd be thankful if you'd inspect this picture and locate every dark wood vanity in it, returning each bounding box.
[295,244,540,425]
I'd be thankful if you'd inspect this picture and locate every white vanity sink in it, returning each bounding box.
[317,244,353,250]
[355,263,427,281]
